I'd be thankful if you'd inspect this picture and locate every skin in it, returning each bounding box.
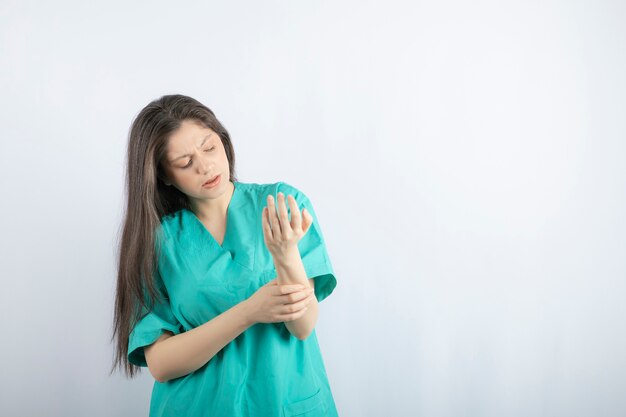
[260,191,320,340]
[145,119,322,382]
[156,118,318,341]
[159,119,234,243]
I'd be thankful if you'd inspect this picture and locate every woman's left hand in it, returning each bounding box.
[262,192,313,259]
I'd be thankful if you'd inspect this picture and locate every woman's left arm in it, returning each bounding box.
[263,192,320,340]
[273,248,319,340]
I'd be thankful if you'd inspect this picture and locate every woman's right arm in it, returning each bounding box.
[144,301,254,383]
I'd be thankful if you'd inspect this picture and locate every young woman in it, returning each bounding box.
[110,94,338,416]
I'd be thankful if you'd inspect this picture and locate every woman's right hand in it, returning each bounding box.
[243,278,316,325]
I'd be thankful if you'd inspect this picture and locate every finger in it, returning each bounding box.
[301,207,313,234]
[267,194,282,235]
[287,195,302,232]
[277,306,309,322]
[276,192,292,237]
[273,284,307,295]
[262,207,274,241]
[281,294,313,314]
[280,287,314,303]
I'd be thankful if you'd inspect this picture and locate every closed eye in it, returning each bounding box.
[182,147,216,168]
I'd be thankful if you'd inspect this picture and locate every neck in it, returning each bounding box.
[190,180,235,221]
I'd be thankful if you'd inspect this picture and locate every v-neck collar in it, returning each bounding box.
[181,181,255,271]
[185,181,241,249]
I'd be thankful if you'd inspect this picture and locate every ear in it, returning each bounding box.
[157,170,172,186]
[157,165,172,186]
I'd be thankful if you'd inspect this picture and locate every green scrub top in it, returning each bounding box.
[128,181,338,417]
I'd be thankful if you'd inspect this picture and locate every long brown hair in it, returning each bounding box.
[110,94,238,378]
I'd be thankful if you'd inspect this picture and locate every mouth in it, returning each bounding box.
[203,174,221,187]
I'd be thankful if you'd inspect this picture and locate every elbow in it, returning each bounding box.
[149,364,167,383]
[288,328,309,341]
[295,328,314,341]
[147,355,170,383]
[285,314,317,340]
[145,333,175,383]
[154,369,175,384]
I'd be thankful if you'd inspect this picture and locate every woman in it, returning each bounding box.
[110,94,338,416]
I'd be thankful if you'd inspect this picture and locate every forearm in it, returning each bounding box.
[274,247,319,340]
[149,301,253,383]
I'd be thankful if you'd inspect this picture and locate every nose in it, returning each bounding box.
[196,150,213,174]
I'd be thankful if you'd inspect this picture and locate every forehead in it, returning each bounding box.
[167,119,214,151]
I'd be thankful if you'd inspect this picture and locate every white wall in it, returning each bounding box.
[1,0,625,416]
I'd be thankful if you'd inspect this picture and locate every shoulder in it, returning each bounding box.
[160,210,184,228]
[158,210,186,241]
[275,181,308,200]
[236,180,310,202]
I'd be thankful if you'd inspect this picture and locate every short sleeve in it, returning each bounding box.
[128,267,183,367]
[276,182,337,303]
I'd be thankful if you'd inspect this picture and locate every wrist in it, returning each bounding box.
[237,299,255,328]
[272,246,301,268]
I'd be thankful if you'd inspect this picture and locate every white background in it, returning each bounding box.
[1,1,625,416]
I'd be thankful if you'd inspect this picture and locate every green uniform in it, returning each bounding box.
[128,181,338,416]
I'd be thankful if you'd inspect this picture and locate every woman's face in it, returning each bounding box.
[160,119,231,201]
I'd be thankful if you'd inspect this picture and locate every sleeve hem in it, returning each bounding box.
[305,261,337,303]
[128,327,181,367]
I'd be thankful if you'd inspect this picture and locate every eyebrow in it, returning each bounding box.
[170,134,213,162]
